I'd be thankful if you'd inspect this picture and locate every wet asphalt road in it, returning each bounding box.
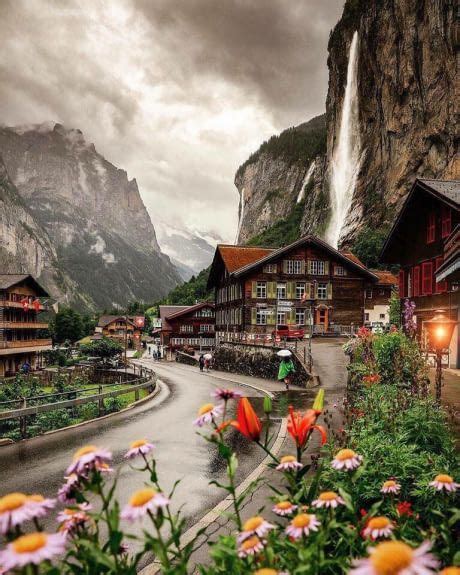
[0,360,267,529]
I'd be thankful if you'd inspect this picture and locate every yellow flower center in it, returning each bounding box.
[276,501,293,510]
[335,449,356,461]
[383,480,396,488]
[243,516,264,531]
[28,494,45,502]
[129,488,157,507]
[0,493,27,513]
[319,491,338,501]
[440,568,460,575]
[292,513,311,528]
[130,439,148,448]
[370,541,414,575]
[241,535,260,551]
[368,517,391,529]
[280,455,297,464]
[13,532,48,554]
[435,474,453,484]
[198,403,214,415]
[254,570,278,575]
[63,508,77,516]
[73,445,97,460]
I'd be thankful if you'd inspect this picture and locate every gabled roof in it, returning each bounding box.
[97,315,137,328]
[340,251,364,267]
[370,270,398,286]
[218,245,274,273]
[0,274,49,296]
[417,179,460,206]
[164,301,214,321]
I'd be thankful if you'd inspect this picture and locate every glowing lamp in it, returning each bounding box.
[424,310,457,352]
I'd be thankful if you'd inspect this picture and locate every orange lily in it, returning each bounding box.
[231,398,262,441]
[287,406,327,450]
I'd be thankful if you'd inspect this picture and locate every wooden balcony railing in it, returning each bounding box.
[0,339,52,350]
[0,322,49,329]
[0,300,45,310]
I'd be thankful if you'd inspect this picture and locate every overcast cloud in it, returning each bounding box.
[0,0,343,242]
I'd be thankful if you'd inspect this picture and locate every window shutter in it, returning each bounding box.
[268,281,276,299]
[287,309,295,325]
[324,261,330,275]
[251,281,257,298]
[314,282,319,299]
[327,282,333,300]
[282,260,288,273]
[307,260,312,274]
[287,282,295,299]
[441,207,452,238]
[251,308,257,325]
[267,308,276,325]
[427,212,435,243]
[422,262,433,295]
[398,270,405,298]
[413,266,420,297]
[305,282,311,299]
[300,260,306,274]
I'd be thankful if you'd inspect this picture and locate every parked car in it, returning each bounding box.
[272,325,305,340]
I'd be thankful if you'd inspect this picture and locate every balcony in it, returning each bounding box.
[0,300,45,311]
[0,321,49,329]
[0,339,52,354]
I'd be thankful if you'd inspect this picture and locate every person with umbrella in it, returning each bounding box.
[203,352,213,372]
[277,349,295,390]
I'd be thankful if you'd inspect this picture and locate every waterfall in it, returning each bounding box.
[235,187,245,243]
[326,31,361,248]
[296,160,316,203]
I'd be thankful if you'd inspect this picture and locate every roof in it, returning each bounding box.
[218,245,274,273]
[417,179,460,206]
[370,270,398,286]
[165,301,214,321]
[0,274,49,296]
[340,251,364,267]
[97,315,137,328]
[159,305,189,331]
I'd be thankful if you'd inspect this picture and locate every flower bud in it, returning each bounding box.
[312,389,324,413]
[263,396,272,415]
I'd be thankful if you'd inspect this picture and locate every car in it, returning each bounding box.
[272,324,305,340]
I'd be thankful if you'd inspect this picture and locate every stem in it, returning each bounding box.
[148,510,171,569]
[256,440,280,464]
[96,480,120,571]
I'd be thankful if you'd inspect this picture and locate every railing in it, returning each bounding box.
[0,300,45,311]
[0,322,49,329]
[0,338,52,349]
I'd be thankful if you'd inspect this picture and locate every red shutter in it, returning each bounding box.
[398,269,405,298]
[413,266,420,297]
[426,212,435,243]
[441,207,452,239]
[422,261,433,295]
[435,256,447,293]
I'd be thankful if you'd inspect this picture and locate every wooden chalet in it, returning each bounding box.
[159,302,215,350]
[364,270,398,326]
[92,315,144,350]
[207,236,380,338]
[380,178,459,368]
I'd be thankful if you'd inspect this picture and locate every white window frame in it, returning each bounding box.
[200,324,214,332]
[335,265,346,276]
[365,289,373,299]
[277,312,286,325]
[256,281,267,298]
[295,309,305,325]
[277,282,287,299]
[317,283,328,300]
[286,260,302,274]
[263,264,277,273]
[256,309,268,325]
[311,260,325,275]
[295,282,306,300]
[180,324,193,333]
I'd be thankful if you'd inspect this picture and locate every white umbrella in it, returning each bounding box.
[276,349,292,358]
[203,353,213,360]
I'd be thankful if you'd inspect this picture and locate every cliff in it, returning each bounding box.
[0,123,180,310]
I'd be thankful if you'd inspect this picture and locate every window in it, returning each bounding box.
[427,211,435,243]
[256,309,267,325]
[398,269,405,298]
[277,283,286,299]
[365,289,373,299]
[380,313,386,320]
[413,266,420,297]
[180,324,193,333]
[421,261,433,295]
[310,260,325,275]
[379,289,385,296]
[264,264,277,273]
[200,324,214,332]
[295,309,305,325]
[277,312,286,325]
[335,265,346,276]
[295,282,306,300]
[441,207,452,238]
[365,313,370,322]
[285,260,302,274]
[435,257,447,293]
[256,281,267,298]
[317,283,328,300]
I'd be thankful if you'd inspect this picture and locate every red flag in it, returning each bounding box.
[32,299,41,312]
[134,316,145,328]
[21,297,30,311]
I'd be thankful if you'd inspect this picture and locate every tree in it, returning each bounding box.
[53,308,84,344]
[79,338,123,360]
[351,227,389,269]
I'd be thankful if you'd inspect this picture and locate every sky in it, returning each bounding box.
[0,0,343,243]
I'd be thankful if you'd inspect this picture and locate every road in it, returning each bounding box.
[0,360,267,531]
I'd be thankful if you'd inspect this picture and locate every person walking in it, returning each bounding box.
[278,356,295,390]
[199,354,205,373]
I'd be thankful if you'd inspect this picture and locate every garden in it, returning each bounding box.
[0,328,458,574]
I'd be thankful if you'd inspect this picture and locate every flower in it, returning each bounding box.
[58,474,80,503]
[66,445,112,476]
[124,439,155,459]
[362,517,394,540]
[120,488,169,522]
[363,374,381,386]
[212,388,242,401]
[57,503,92,534]
[238,516,275,543]
[272,501,298,517]
[26,495,56,518]
[287,406,326,450]
[0,532,66,570]
[331,449,362,471]
[311,491,345,509]
[253,570,288,575]
[439,568,460,575]
[381,480,401,495]
[237,535,264,558]
[429,474,459,492]
[396,501,413,517]
[285,513,320,539]
[350,540,438,575]
[193,403,224,427]
[0,493,43,534]
[231,398,262,441]
[276,455,302,471]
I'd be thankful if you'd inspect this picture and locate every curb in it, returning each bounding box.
[140,417,287,575]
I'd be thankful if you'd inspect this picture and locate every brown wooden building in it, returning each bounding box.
[159,302,215,350]
[364,270,398,326]
[92,315,144,350]
[207,236,380,338]
[380,179,459,368]
[0,274,51,377]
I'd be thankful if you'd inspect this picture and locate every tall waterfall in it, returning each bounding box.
[296,160,316,203]
[326,31,361,248]
[235,187,245,243]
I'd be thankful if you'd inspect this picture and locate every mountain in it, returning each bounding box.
[0,122,180,310]
[235,0,457,250]
[155,220,221,280]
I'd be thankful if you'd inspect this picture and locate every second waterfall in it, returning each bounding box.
[326,31,361,249]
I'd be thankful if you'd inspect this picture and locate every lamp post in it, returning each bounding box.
[423,310,457,404]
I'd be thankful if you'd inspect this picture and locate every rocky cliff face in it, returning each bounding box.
[235,0,457,248]
[0,123,180,310]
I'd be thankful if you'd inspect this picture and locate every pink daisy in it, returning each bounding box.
[285,513,320,539]
[362,517,394,540]
[311,491,345,509]
[193,403,224,427]
[0,493,41,534]
[331,449,363,471]
[58,474,80,503]
[237,535,265,558]
[120,488,169,522]
[350,540,438,575]
[66,445,112,476]
[237,516,275,543]
[212,388,243,401]
[124,438,155,459]
[381,480,401,495]
[26,495,56,519]
[272,501,298,517]
[276,455,303,472]
[0,532,66,570]
[57,503,92,535]
[429,474,459,493]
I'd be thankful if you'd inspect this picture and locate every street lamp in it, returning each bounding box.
[423,310,457,404]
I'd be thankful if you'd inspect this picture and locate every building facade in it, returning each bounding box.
[380,179,459,368]
[159,303,215,349]
[0,275,52,377]
[364,271,398,326]
[93,316,144,350]
[207,236,380,338]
